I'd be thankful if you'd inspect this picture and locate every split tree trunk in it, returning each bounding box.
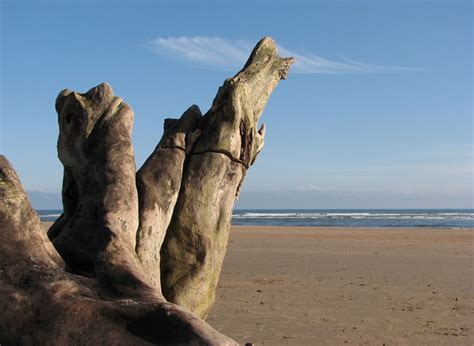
[0,37,293,344]
[160,39,294,318]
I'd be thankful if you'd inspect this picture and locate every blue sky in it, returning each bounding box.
[1,0,472,209]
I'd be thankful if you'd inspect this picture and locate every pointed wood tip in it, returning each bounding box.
[239,36,294,80]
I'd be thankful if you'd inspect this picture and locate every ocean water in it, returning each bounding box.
[37,210,63,222]
[37,209,474,228]
[233,209,474,228]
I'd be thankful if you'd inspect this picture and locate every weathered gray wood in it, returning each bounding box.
[0,156,64,272]
[160,37,294,318]
[48,83,155,297]
[0,155,236,345]
[135,105,202,290]
[0,36,292,343]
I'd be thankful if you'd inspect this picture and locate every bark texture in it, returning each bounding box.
[160,37,294,318]
[0,37,292,344]
[0,156,236,345]
[136,105,202,291]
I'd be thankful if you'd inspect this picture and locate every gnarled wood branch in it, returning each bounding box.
[0,37,292,343]
[160,37,294,318]
[0,155,236,345]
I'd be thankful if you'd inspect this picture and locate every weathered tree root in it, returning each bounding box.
[0,37,292,344]
[0,155,237,345]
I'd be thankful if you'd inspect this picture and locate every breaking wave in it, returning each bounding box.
[232,209,474,228]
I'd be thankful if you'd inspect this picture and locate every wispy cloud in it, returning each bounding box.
[149,37,251,68]
[148,36,417,74]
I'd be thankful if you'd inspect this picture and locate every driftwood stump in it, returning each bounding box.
[0,37,293,344]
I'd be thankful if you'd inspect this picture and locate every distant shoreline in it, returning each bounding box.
[38,209,474,228]
[42,222,473,233]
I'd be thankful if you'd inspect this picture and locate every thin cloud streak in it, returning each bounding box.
[148,36,417,74]
[149,37,251,69]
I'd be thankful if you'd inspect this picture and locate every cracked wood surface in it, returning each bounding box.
[160,37,294,318]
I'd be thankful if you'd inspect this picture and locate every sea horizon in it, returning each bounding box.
[37,208,474,228]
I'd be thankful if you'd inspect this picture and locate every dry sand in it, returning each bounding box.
[42,223,473,345]
[207,226,473,345]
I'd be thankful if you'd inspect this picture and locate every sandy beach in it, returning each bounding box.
[207,226,473,345]
[42,223,473,345]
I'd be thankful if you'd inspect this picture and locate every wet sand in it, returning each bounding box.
[207,226,473,345]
